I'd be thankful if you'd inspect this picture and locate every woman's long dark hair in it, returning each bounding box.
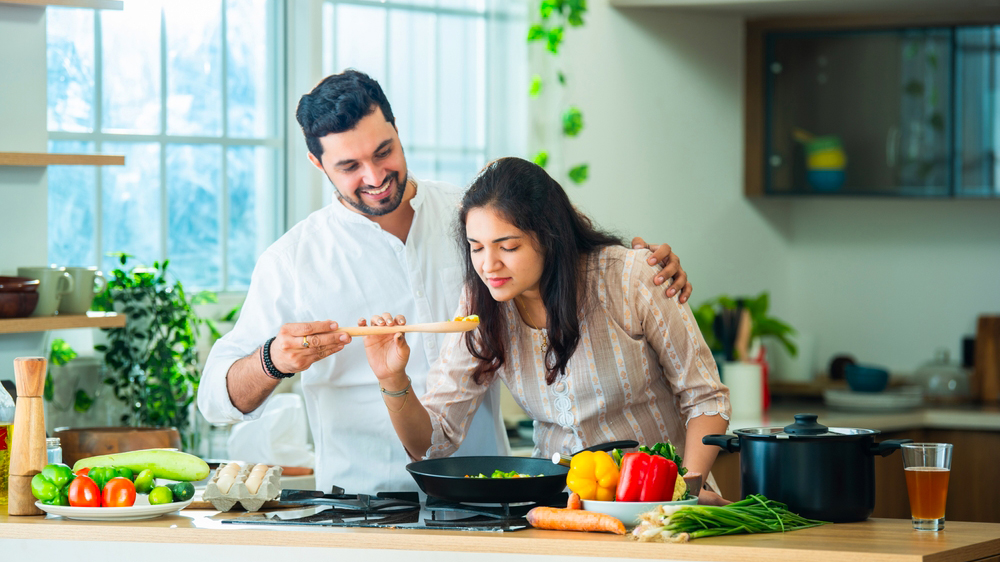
[458,157,625,385]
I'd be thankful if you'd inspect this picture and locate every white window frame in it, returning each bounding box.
[47,1,287,293]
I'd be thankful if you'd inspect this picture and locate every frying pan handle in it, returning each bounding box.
[578,440,639,454]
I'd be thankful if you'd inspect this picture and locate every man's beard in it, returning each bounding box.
[334,171,408,217]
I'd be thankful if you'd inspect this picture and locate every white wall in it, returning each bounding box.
[0,5,52,379]
[545,0,1000,377]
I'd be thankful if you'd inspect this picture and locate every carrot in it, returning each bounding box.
[526,506,626,535]
[566,492,582,510]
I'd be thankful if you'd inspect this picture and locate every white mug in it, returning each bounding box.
[58,266,108,315]
[722,361,764,423]
[17,266,75,316]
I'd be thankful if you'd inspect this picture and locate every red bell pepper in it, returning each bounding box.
[615,451,678,503]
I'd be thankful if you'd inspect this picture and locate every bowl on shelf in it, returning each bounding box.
[845,363,890,393]
[0,276,41,318]
[580,496,698,528]
[0,276,41,292]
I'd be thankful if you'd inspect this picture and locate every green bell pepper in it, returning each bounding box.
[30,463,76,505]
[88,466,117,491]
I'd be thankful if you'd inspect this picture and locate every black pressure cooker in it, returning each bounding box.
[703,414,911,523]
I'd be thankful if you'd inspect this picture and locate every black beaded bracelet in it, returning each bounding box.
[260,336,295,379]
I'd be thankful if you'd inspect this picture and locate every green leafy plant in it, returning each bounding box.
[92,253,210,449]
[527,0,589,185]
[692,292,797,358]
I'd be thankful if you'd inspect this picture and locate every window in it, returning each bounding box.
[46,0,285,291]
[321,0,527,188]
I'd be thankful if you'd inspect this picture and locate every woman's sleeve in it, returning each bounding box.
[421,291,493,459]
[625,250,731,423]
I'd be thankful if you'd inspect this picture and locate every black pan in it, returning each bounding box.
[405,440,638,503]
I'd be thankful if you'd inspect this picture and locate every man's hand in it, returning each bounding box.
[631,236,692,304]
[269,320,350,374]
[361,313,411,386]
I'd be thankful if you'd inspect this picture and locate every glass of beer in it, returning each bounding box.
[901,443,952,531]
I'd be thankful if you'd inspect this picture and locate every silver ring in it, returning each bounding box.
[302,336,310,349]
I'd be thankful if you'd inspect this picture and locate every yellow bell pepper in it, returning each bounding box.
[566,450,620,501]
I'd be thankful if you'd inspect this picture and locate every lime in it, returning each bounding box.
[148,485,174,505]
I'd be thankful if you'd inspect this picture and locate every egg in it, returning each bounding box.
[217,473,236,494]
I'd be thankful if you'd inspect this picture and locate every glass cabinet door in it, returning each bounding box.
[956,26,1000,198]
[766,28,953,196]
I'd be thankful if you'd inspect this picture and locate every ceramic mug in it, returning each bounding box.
[58,267,108,315]
[17,266,75,316]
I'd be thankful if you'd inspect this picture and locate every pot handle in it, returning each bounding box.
[577,440,639,454]
[870,438,913,457]
[702,434,740,453]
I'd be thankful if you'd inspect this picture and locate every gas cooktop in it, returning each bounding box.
[222,488,567,532]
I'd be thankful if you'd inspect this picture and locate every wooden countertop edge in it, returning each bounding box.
[3,516,1000,562]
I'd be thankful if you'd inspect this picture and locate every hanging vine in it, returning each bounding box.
[527,0,589,185]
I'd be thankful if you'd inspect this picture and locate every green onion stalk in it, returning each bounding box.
[631,495,829,543]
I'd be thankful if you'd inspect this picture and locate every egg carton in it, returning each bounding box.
[202,462,283,512]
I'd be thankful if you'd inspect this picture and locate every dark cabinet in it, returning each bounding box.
[745,13,1000,198]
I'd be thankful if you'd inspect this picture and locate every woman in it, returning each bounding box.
[363,157,731,503]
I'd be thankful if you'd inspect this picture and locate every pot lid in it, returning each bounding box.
[734,413,878,438]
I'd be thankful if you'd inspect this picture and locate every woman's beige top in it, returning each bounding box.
[422,245,731,460]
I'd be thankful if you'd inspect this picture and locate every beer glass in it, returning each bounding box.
[901,443,952,531]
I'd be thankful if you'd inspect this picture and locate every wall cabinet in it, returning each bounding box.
[745,12,1000,197]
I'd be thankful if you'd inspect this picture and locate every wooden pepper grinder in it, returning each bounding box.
[8,357,47,516]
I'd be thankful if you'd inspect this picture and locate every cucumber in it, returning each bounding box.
[72,448,210,482]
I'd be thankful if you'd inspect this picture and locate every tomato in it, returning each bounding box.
[101,476,137,508]
[67,475,101,507]
[74,466,90,477]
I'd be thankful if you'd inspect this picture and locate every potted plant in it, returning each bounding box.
[692,291,797,361]
[90,253,210,450]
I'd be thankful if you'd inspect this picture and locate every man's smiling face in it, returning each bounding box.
[310,106,408,217]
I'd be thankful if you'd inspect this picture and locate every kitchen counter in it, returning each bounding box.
[728,404,1000,433]
[2,508,1000,562]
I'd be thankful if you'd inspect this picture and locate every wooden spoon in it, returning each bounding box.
[336,320,480,337]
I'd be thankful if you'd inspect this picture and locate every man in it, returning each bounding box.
[197,70,693,494]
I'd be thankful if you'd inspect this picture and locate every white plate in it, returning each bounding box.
[823,385,923,412]
[36,496,194,521]
[581,497,698,528]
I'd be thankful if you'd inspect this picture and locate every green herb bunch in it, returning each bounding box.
[92,253,208,449]
[692,291,797,358]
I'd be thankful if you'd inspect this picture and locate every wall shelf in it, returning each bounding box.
[0,0,123,9]
[0,312,125,334]
[0,152,125,167]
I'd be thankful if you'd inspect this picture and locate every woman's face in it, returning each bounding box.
[465,206,545,303]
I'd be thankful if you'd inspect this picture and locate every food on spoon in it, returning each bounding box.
[453,314,479,322]
[526,506,626,535]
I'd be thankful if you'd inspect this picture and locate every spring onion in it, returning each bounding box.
[631,494,829,543]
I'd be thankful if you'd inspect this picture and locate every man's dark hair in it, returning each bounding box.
[457,157,625,385]
[295,69,396,160]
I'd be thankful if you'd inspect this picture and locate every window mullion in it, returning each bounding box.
[220,0,230,291]
[94,8,104,267]
[160,2,169,265]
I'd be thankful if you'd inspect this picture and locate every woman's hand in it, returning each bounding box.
[361,312,411,386]
[697,489,732,506]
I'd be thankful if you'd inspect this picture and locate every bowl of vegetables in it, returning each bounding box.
[567,442,697,528]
